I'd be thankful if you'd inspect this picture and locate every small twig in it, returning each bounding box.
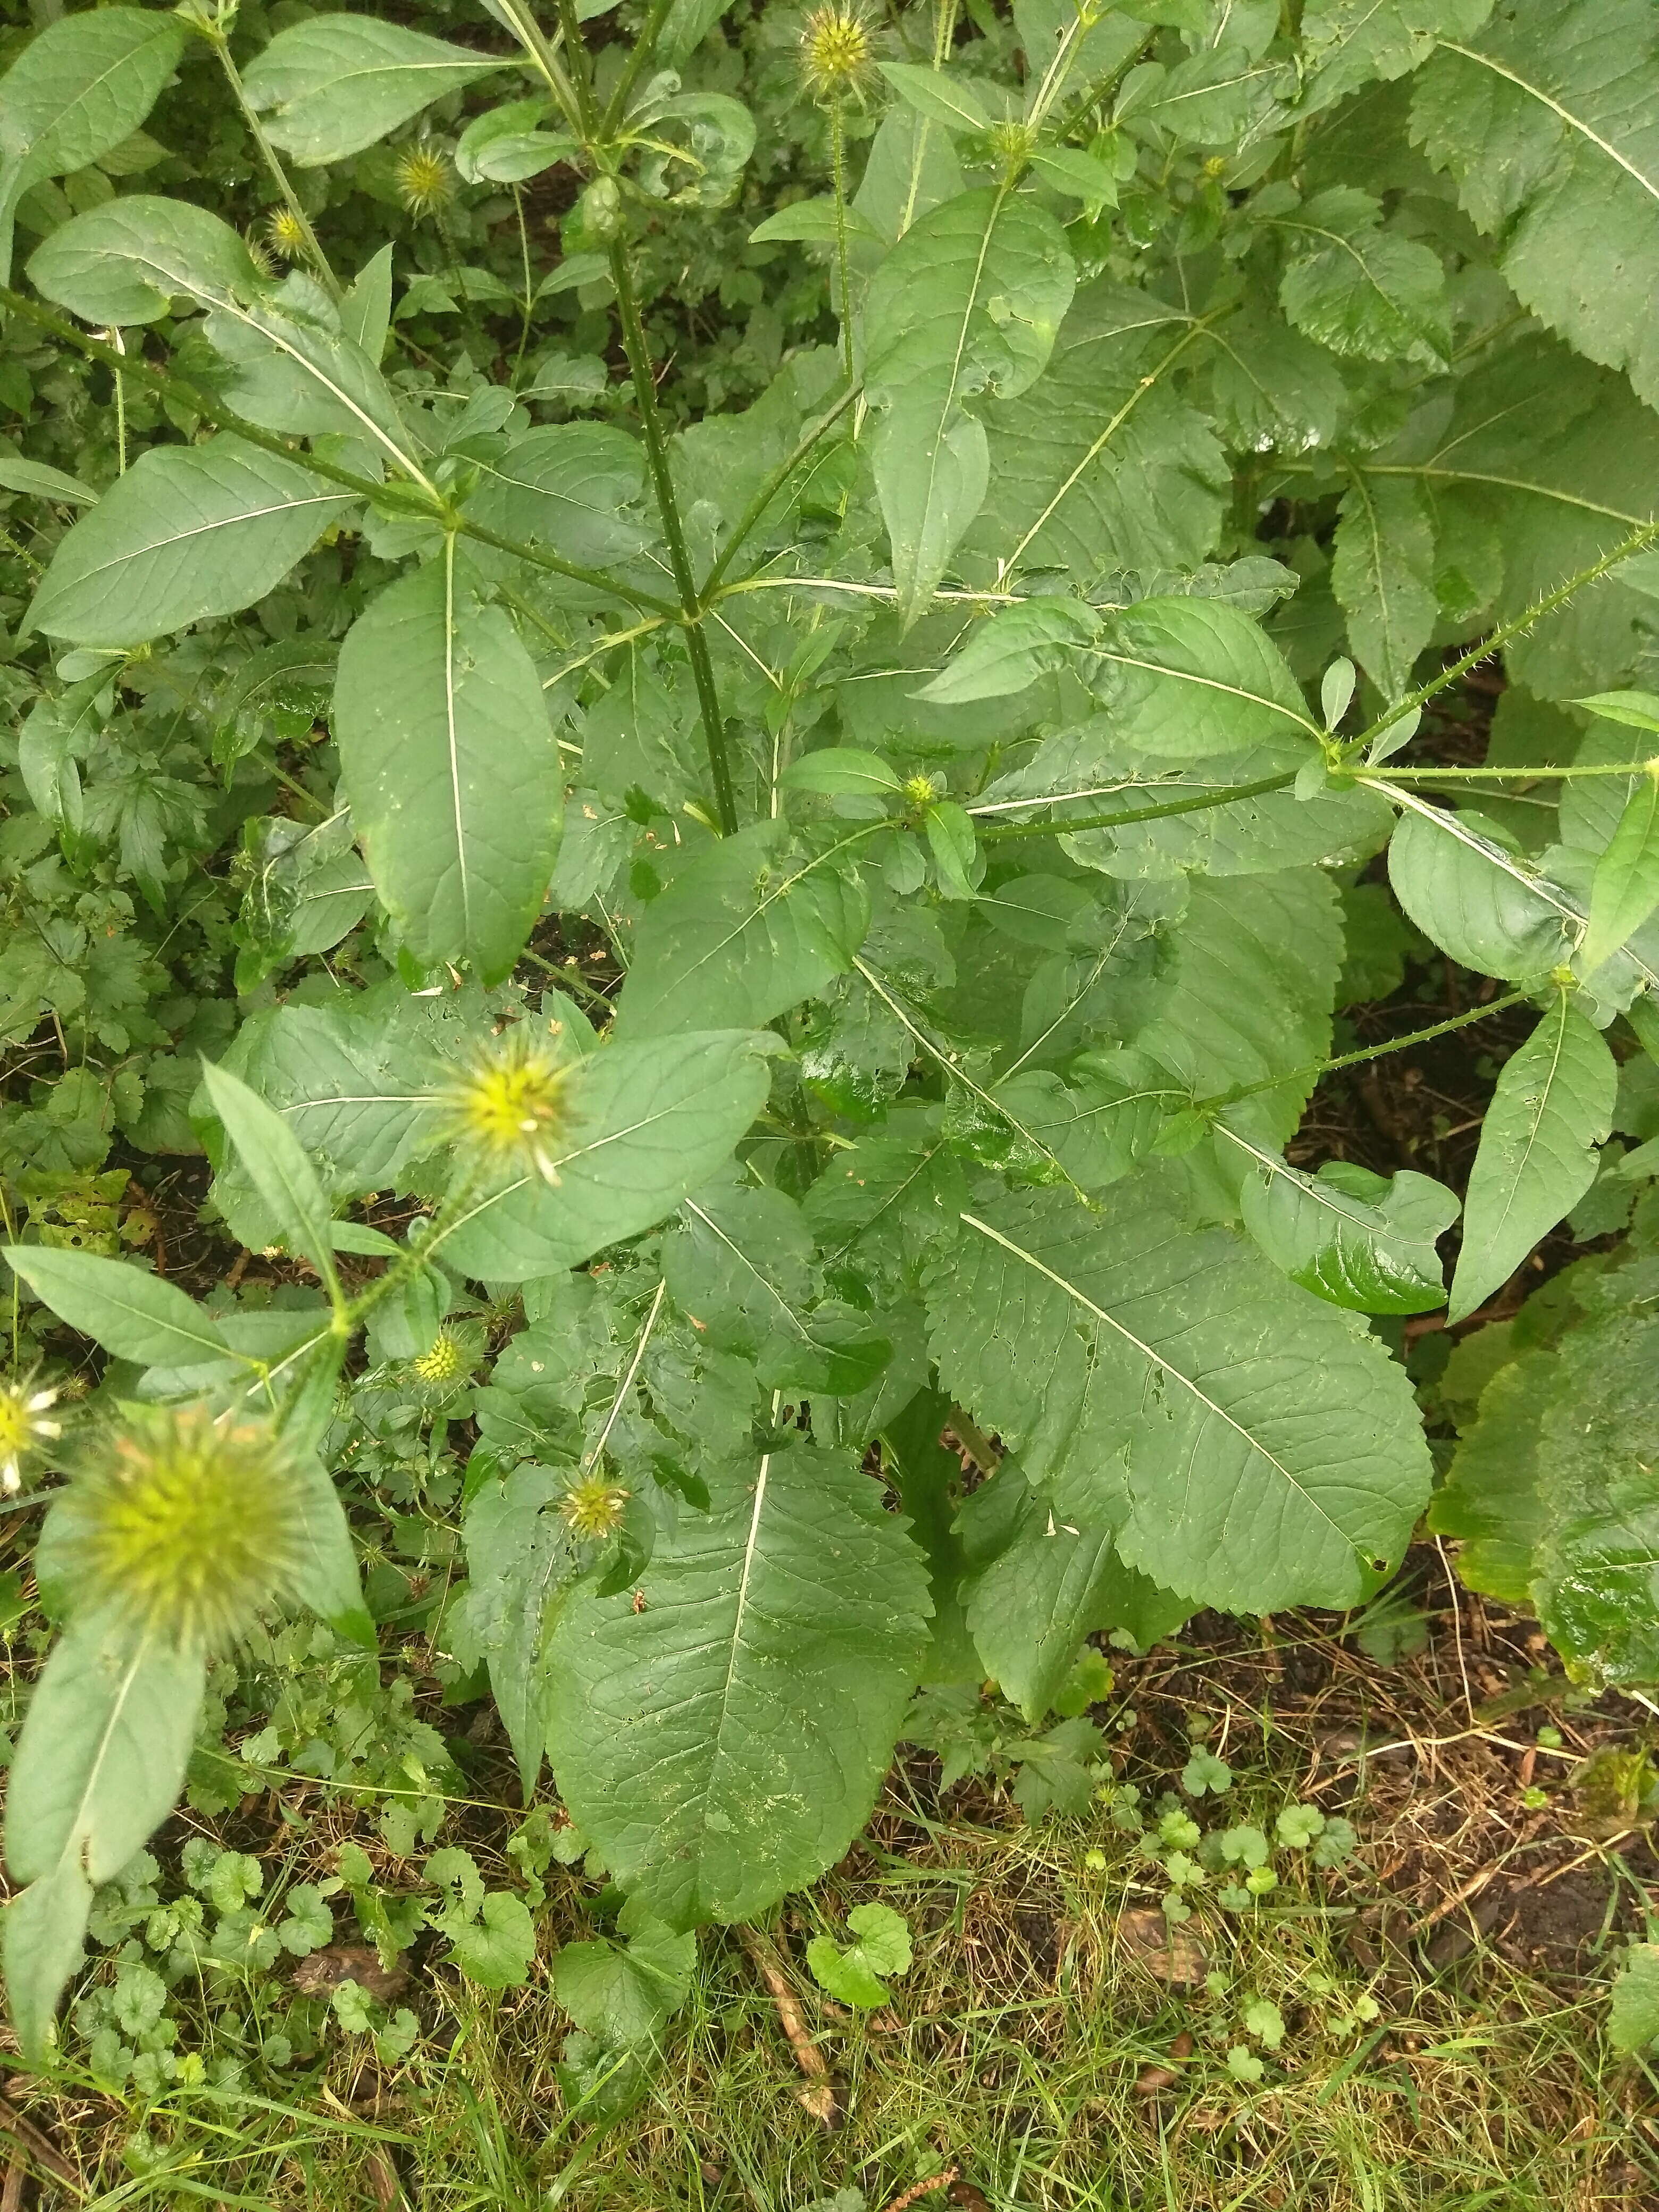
[737,1928,841,2126]
[0,2098,82,2197]
[882,2171,960,2212]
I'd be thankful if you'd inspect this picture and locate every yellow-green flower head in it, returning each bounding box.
[394,143,453,218]
[985,118,1036,178]
[264,206,309,263]
[799,3,876,103]
[49,1404,309,1652]
[406,1320,485,1407]
[0,1372,61,1497]
[557,1473,629,1540]
[436,1024,579,1185]
[902,771,942,813]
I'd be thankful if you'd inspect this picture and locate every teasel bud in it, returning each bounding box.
[798,4,877,104]
[557,1472,630,1540]
[434,1024,580,1186]
[47,1403,311,1653]
[393,142,454,219]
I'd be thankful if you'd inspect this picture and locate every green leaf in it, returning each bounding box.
[1532,1296,1659,1686]
[1581,769,1659,975]
[554,1919,696,2045]
[1387,803,1571,979]
[879,1389,978,1685]
[1118,49,1292,146]
[1277,187,1449,366]
[1428,1346,1561,1603]
[242,14,509,166]
[1331,474,1437,700]
[781,748,902,797]
[4,1246,233,1366]
[1449,996,1616,1322]
[749,196,884,245]
[449,1466,576,1800]
[0,456,94,505]
[915,599,1102,705]
[1577,691,1659,734]
[1610,1945,1659,2054]
[965,282,1227,588]
[1028,145,1119,207]
[288,1442,374,1649]
[1204,305,1347,459]
[612,823,871,1040]
[439,1030,778,1282]
[443,1890,537,1989]
[664,1177,890,1394]
[546,1435,931,1928]
[4,1610,205,2057]
[27,192,261,325]
[0,7,187,283]
[956,1458,1187,1719]
[1411,0,1659,409]
[333,547,563,985]
[806,1901,913,2008]
[24,438,349,649]
[1234,1150,1459,1313]
[466,425,653,573]
[876,62,996,133]
[1088,598,1317,758]
[198,1060,334,1278]
[929,1182,1431,1610]
[864,187,1075,620]
[1301,0,1493,111]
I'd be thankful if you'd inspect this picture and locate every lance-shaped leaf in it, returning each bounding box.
[1581,767,1659,975]
[927,1181,1431,1611]
[546,1435,931,1928]
[612,822,872,1041]
[449,1465,577,1800]
[4,1247,234,1368]
[439,1030,780,1283]
[333,546,563,985]
[198,1060,335,1278]
[242,14,510,166]
[4,1610,205,2056]
[28,192,261,324]
[0,5,186,281]
[863,187,1075,621]
[1331,472,1437,701]
[23,438,348,649]
[1230,1139,1460,1313]
[1449,994,1616,1322]
[1411,0,1659,410]
[915,598,1102,705]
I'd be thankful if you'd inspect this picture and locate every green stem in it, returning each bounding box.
[0,291,679,617]
[975,770,1295,841]
[511,186,536,389]
[552,0,604,138]
[1369,760,1659,782]
[108,324,128,474]
[493,0,585,134]
[1203,988,1535,1112]
[1341,518,1659,764]
[828,97,855,386]
[700,381,860,600]
[203,27,341,300]
[601,0,681,134]
[607,236,739,832]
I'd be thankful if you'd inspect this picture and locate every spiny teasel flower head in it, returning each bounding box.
[557,1472,630,1540]
[264,206,309,263]
[0,1372,61,1497]
[901,771,942,816]
[984,118,1036,181]
[48,1403,311,1652]
[393,143,453,218]
[798,3,877,103]
[434,1024,580,1185]
[405,1320,486,1408]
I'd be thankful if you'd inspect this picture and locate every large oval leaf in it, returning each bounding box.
[547,1435,930,1928]
[242,15,508,166]
[333,546,563,984]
